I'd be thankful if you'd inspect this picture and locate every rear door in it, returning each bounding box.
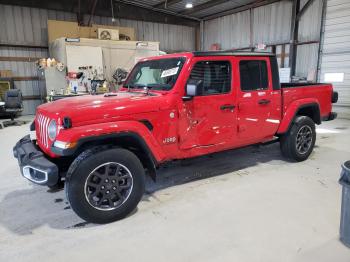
[235,56,281,143]
[179,57,237,149]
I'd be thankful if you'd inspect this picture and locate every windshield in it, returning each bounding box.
[124,57,186,91]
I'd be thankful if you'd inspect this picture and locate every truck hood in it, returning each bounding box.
[38,91,165,126]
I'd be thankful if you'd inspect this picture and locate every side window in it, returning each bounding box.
[239,60,268,91]
[188,61,231,95]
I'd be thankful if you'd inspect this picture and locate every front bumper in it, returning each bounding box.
[13,135,59,186]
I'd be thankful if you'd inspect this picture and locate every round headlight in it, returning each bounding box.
[48,120,57,141]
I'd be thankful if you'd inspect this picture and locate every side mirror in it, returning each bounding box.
[186,83,198,96]
[182,81,199,101]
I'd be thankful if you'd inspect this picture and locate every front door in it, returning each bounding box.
[179,58,237,150]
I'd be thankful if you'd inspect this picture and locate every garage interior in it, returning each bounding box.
[0,0,350,261]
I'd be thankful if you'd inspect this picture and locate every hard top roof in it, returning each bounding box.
[192,50,275,57]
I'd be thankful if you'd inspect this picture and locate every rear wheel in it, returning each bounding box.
[280,116,316,162]
[65,147,145,223]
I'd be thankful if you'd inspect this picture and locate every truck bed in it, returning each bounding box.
[281,83,333,119]
[281,82,328,88]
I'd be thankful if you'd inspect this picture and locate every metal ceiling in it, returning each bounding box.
[123,0,257,19]
[0,0,285,26]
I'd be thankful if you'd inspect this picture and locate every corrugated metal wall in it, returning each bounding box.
[295,43,320,78]
[1,1,338,111]
[203,0,324,82]
[0,4,196,115]
[83,15,195,52]
[203,1,293,50]
[319,0,350,106]
[0,5,77,47]
[203,10,251,50]
[0,47,47,115]
[252,1,293,45]
[295,0,323,78]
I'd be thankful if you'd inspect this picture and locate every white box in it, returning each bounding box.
[279,68,291,83]
[65,45,104,76]
[49,38,160,81]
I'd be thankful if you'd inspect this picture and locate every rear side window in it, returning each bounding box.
[239,60,268,91]
[188,61,231,95]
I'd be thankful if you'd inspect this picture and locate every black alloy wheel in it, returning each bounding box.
[280,116,316,162]
[84,162,133,211]
[295,125,313,155]
[65,147,145,224]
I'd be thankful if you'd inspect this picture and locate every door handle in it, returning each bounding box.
[258,99,271,105]
[220,104,235,110]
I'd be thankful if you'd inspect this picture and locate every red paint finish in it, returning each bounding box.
[234,56,282,144]
[178,56,237,151]
[34,52,335,163]
[277,84,333,133]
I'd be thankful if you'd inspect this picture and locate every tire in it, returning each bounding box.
[280,116,316,162]
[65,147,145,224]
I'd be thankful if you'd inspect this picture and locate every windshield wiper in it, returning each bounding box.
[147,83,171,90]
[123,84,135,91]
[104,93,118,97]
[122,84,152,95]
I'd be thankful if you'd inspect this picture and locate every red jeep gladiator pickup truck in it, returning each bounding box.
[13,51,338,223]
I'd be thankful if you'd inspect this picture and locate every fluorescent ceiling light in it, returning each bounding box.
[185,3,193,8]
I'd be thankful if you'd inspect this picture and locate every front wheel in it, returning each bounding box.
[65,147,145,224]
[280,116,316,162]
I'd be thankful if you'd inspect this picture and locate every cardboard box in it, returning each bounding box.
[79,26,94,39]
[48,20,79,43]
[47,20,136,43]
[0,70,13,78]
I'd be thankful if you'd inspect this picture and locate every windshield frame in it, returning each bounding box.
[123,57,187,92]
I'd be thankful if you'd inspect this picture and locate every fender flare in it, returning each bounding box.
[51,120,166,163]
[277,99,320,134]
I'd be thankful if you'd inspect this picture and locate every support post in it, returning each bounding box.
[316,0,327,82]
[289,0,301,78]
[296,0,317,21]
[76,0,83,25]
[87,0,99,26]
[249,8,254,51]
[200,20,204,51]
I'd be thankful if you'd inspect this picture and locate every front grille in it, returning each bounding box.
[36,113,50,148]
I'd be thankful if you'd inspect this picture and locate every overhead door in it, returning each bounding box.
[320,0,350,106]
